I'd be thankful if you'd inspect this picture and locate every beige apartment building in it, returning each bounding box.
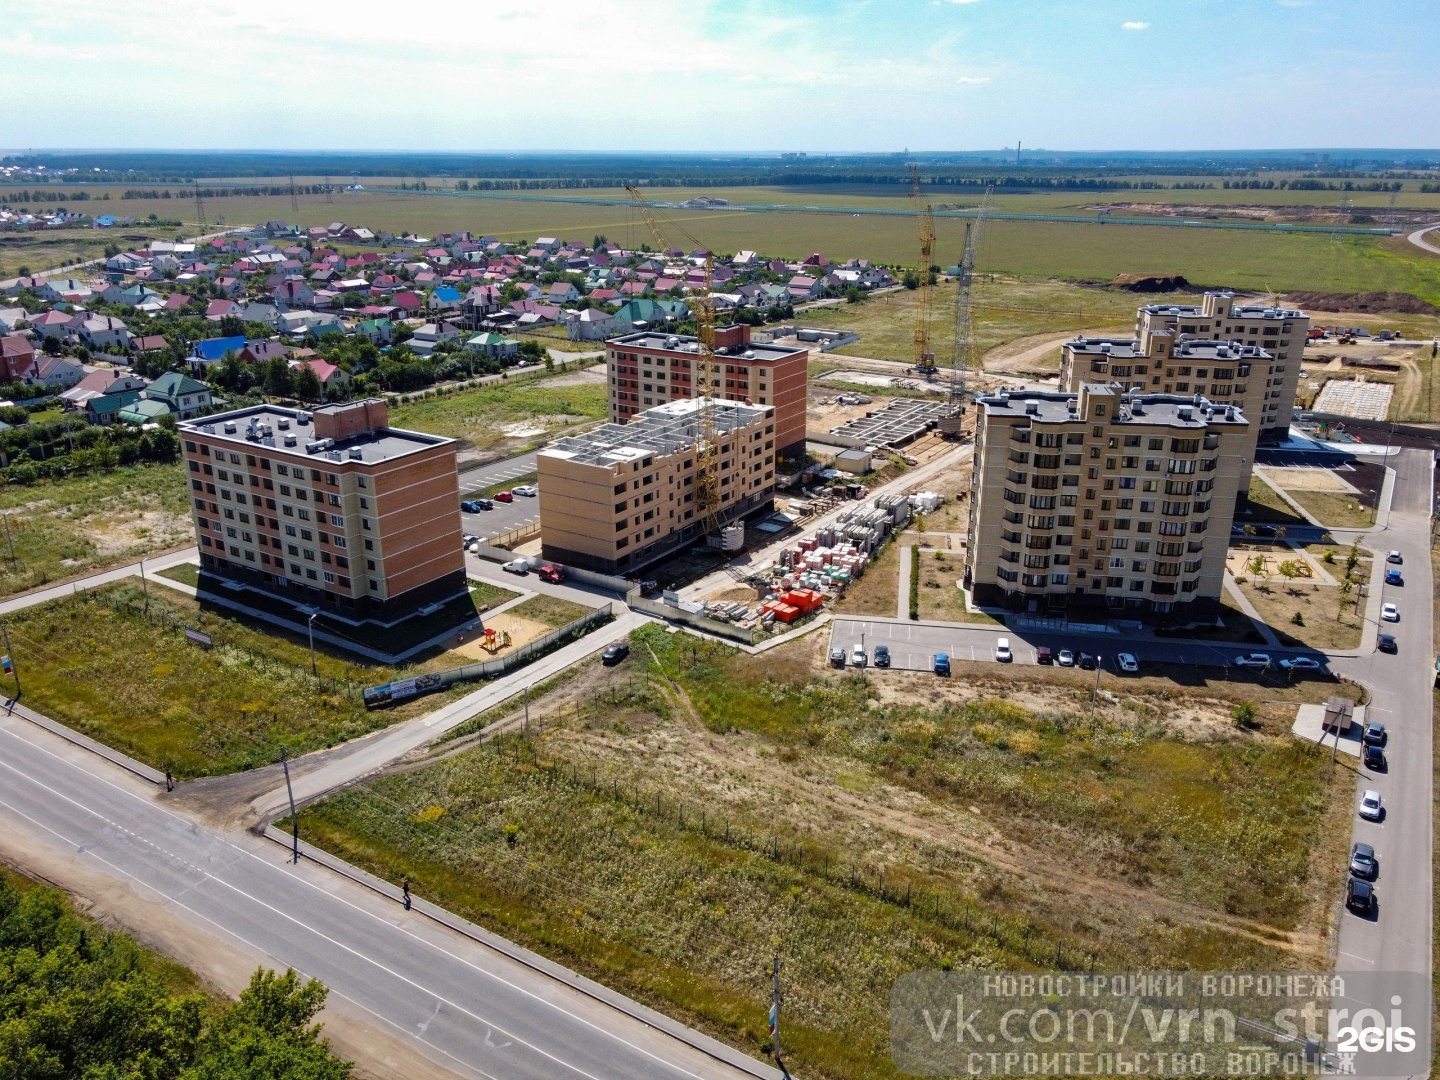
[605,324,808,459]
[537,397,776,574]
[965,383,1250,625]
[1058,291,1309,443]
[179,399,466,623]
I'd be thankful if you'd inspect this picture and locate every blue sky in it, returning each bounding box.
[1,0,1435,152]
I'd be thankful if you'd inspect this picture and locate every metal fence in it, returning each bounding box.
[486,521,542,549]
[629,595,759,645]
[362,603,615,708]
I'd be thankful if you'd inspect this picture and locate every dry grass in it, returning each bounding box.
[1285,488,1377,529]
[832,537,901,616]
[1237,578,1365,651]
[914,547,998,624]
[509,593,593,629]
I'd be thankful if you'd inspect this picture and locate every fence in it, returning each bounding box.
[362,603,615,708]
[486,521,541,549]
[629,594,758,645]
[469,544,634,597]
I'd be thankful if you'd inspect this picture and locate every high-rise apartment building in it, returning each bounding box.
[179,399,466,623]
[965,383,1250,625]
[605,323,807,458]
[537,397,776,574]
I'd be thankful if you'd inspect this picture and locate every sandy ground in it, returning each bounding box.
[449,611,552,659]
[1257,465,1360,494]
[806,391,895,430]
[540,366,608,388]
[983,327,1130,376]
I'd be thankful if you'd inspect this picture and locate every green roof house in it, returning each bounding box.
[143,372,212,420]
[118,398,173,425]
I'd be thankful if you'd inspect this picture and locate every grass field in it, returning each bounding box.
[467,577,519,610]
[1285,488,1377,529]
[914,548,999,624]
[388,380,608,447]
[509,593,592,629]
[833,535,902,616]
[0,226,175,279]
[296,623,1351,1080]
[1237,577,1365,651]
[1238,476,1311,529]
[0,462,192,598]
[0,582,482,777]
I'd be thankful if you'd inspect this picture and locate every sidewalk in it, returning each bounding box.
[0,547,199,616]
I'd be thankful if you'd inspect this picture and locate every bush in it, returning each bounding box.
[1231,701,1259,728]
[1291,611,1305,626]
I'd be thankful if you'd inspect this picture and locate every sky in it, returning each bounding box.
[1,0,1436,153]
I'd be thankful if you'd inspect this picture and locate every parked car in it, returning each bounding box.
[466,540,481,554]
[1253,524,1278,537]
[1116,652,1139,673]
[1078,652,1097,670]
[1387,550,1403,564]
[830,647,846,668]
[513,484,539,497]
[1381,603,1399,622]
[1363,721,1387,746]
[1279,656,1321,671]
[1056,648,1075,667]
[501,558,530,575]
[933,653,950,677]
[537,564,564,584]
[1345,877,1375,915]
[1377,632,1398,653]
[1349,842,1378,880]
[462,533,478,546]
[1035,646,1053,665]
[601,642,630,666]
[1234,653,1272,669]
[1359,789,1384,821]
[851,644,868,669]
[1363,743,1386,770]
[994,637,1012,662]
[474,497,494,511]
[461,500,482,513]
[1385,568,1403,586]
[495,490,515,503]
[873,644,890,668]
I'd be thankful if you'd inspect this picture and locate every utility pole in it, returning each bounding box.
[523,683,530,745]
[1372,422,1396,525]
[769,949,784,1070]
[280,746,299,864]
[1090,656,1103,718]
[307,612,319,678]
[139,557,149,614]
[1,622,19,713]
[2,511,15,568]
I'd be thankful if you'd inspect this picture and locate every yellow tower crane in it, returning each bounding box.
[624,186,723,536]
[909,165,938,378]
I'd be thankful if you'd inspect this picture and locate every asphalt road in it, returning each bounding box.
[0,713,775,1080]
[458,451,541,541]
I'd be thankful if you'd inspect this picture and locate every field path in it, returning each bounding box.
[983,326,1130,375]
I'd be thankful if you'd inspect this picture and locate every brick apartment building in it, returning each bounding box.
[605,324,807,459]
[537,397,776,574]
[179,399,466,623]
[965,383,1250,625]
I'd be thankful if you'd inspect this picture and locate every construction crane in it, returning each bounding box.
[939,185,991,439]
[624,185,723,536]
[323,175,334,204]
[909,165,938,378]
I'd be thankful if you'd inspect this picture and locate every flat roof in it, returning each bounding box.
[978,386,1248,429]
[1139,301,1304,320]
[1171,339,1271,360]
[540,397,771,468]
[179,404,451,465]
[607,331,804,362]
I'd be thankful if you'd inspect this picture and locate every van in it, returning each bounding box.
[1035,646,1053,665]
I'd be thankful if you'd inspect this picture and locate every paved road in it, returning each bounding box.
[1405,222,1440,256]
[1330,448,1434,993]
[0,715,773,1080]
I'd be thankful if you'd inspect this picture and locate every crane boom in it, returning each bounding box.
[909,165,937,377]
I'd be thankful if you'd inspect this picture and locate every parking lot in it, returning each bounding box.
[458,451,541,541]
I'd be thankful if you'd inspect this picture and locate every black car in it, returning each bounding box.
[474,497,494,511]
[1345,877,1375,915]
[873,644,891,668]
[1377,633,1398,654]
[1078,652,1097,670]
[1349,843,1378,880]
[601,642,630,666]
[461,500,481,513]
[1363,744,1386,770]
[1363,721,1387,747]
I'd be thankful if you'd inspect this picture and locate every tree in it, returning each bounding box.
[294,364,323,402]
[1231,701,1258,728]
[1247,554,1267,577]
[263,356,294,397]
[902,270,920,290]
[184,968,350,1080]
[1337,576,1353,620]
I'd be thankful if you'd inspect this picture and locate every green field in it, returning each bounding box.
[389,380,608,447]
[296,623,1351,1080]
[0,462,192,598]
[509,593,593,629]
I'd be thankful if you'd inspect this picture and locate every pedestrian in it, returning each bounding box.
[165,769,174,793]
[401,876,411,911]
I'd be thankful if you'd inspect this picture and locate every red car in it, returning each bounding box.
[494,490,514,503]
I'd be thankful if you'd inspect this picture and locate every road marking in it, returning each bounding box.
[1338,951,1376,966]
[0,730,722,1080]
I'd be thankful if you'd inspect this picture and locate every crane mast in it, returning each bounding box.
[624,186,723,535]
[909,165,937,378]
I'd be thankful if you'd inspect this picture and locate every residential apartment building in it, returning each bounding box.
[605,324,807,459]
[537,397,776,574]
[965,383,1250,625]
[1058,292,1309,444]
[179,399,466,623]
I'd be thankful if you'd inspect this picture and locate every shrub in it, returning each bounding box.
[1231,701,1258,728]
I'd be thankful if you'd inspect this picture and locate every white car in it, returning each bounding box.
[1359,789,1383,821]
[1116,652,1139,673]
[851,644,867,668]
[1381,603,1399,622]
[994,637,1013,662]
[1387,550,1402,565]
[513,484,539,497]
[1234,653,1271,669]
[501,558,530,575]
[1279,656,1321,671]
[1057,648,1075,667]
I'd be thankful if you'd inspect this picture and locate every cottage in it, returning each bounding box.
[566,307,618,342]
[189,335,247,371]
[428,285,463,311]
[85,388,145,425]
[289,357,351,398]
[0,334,36,381]
[205,299,243,322]
[62,369,148,408]
[77,315,132,351]
[142,371,212,419]
[465,332,519,359]
[129,334,168,355]
[546,282,580,304]
[19,354,85,390]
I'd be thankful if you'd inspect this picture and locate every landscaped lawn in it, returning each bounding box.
[1237,476,1309,528]
[509,593,593,629]
[296,622,1352,1080]
[0,462,192,598]
[832,535,901,616]
[914,547,999,623]
[388,379,607,448]
[1284,488,1376,529]
[1237,577,1365,651]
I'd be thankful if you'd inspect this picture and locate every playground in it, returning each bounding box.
[448,610,553,660]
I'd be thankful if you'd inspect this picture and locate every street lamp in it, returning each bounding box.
[1090,655,1103,718]
[306,611,319,678]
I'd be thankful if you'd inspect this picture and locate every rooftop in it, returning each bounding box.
[179,404,451,464]
[540,397,772,468]
[977,386,1249,429]
[608,330,804,362]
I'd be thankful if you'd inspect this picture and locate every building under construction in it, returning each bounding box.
[536,397,777,574]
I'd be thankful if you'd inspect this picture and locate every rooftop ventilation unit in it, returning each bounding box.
[305,438,333,454]
[1216,345,1229,357]
[1225,406,1236,421]
[1178,406,1193,421]
[664,336,679,348]
[223,421,237,434]
[283,435,298,447]
[296,413,311,426]
[277,418,290,430]
[348,447,363,460]
[1099,343,1112,354]
[1024,402,1040,415]
[328,451,343,461]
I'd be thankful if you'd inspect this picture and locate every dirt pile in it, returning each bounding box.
[1111,273,1191,292]
[1285,291,1440,315]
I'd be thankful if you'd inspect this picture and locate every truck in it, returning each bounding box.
[537,563,564,584]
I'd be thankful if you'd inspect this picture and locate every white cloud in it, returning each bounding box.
[1121,20,1150,29]
[948,0,983,4]
[955,75,991,84]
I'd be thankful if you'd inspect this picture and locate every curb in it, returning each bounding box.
[261,827,783,1080]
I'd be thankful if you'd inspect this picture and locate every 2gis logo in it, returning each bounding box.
[1330,996,1417,1056]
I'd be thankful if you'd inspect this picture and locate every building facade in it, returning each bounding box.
[538,397,776,574]
[605,324,807,459]
[179,399,465,623]
[965,384,1250,625]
